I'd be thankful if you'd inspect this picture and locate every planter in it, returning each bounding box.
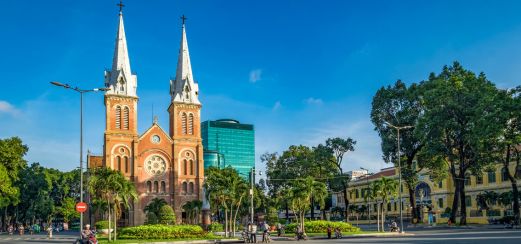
[100,229,114,235]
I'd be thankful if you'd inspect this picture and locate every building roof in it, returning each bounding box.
[355,167,396,182]
[104,11,138,97]
[170,21,200,105]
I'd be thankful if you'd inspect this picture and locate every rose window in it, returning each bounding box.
[145,155,166,176]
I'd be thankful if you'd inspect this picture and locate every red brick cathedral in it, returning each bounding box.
[88,9,204,226]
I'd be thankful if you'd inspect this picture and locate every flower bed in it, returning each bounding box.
[118,224,210,239]
[285,220,360,233]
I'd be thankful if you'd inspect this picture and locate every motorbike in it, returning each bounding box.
[295,232,307,241]
[334,230,342,239]
[76,231,98,244]
[241,231,251,243]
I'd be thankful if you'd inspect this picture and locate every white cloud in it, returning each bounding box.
[249,69,262,83]
[0,100,20,116]
[272,101,281,111]
[304,97,323,105]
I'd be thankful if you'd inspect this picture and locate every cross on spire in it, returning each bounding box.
[181,15,187,25]
[117,0,125,13]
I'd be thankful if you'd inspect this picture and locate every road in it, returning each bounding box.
[276,229,521,244]
[0,229,520,243]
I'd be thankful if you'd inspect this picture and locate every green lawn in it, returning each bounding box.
[281,230,376,238]
[97,236,234,244]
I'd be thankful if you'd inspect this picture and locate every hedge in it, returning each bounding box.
[118,224,210,239]
[285,220,360,233]
[95,220,110,230]
[208,222,224,232]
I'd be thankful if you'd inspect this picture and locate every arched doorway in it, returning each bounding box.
[415,182,432,221]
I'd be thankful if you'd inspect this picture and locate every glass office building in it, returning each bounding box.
[202,119,255,178]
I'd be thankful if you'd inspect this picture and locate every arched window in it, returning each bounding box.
[115,106,121,129]
[181,113,187,134]
[183,159,188,175]
[188,113,194,135]
[189,182,194,194]
[124,157,129,173]
[117,156,121,171]
[189,160,194,175]
[146,181,152,193]
[123,107,129,130]
[161,181,166,193]
[502,167,509,182]
[154,181,159,193]
[182,182,188,194]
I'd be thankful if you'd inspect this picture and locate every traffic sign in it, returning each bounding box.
[76,202,88,213]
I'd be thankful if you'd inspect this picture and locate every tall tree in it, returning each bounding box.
[371,80,424,220]
[418,62,502,224]
[325,138,356,221]
[287,177,327,234]
[493,86,521,224]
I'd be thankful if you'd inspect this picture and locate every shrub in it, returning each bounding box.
[208,222,223,232]
[118,224,210,239]
[146,212,158,225]
[158,205,176,225]
[95,220,110,230]
[285,220,360,233]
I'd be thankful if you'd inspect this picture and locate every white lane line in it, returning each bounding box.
[414,230,521,236]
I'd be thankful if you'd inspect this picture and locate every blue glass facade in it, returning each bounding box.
[201,119,255,178]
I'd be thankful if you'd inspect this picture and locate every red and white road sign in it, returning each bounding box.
[75,202,88,213]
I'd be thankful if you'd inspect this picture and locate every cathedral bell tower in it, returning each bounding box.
[103,5,138,180]
[168,16,205,218]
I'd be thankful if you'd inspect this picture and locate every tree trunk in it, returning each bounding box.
[310,196,314,220]
[505,147,520,225]
[224,208,228,237]
[450,175,460,224]
[230,204,234,237]
[407,186,417,220]
[114,206,117,241]
[107,201,112,241]
[381,202,385,232]
[511,181,520,225]
[459,170,467,225]
[342,186,349,222]
[376,202,380,232]
[285,202,289,222]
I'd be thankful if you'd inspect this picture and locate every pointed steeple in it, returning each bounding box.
[170,15,200,104]
[105,4,137,97]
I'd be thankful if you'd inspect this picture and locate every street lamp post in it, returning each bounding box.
[360,168,373,225]
[50,81,109,237]
[384,121,413,234]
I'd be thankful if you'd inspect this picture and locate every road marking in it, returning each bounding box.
[415,230,521,236]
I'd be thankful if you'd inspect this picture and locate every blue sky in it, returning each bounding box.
[1,0,521,173]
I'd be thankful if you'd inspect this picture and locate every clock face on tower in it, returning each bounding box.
[152,135,160,144]
[145,155,166,176]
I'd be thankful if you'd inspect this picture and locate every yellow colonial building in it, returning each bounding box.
[333,163,521,224]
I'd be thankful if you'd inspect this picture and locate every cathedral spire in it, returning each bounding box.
[105,0,137,97]
[170,15,200,104]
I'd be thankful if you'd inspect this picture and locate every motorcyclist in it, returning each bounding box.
[80,224,94,244]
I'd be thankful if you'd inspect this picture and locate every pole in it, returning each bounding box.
[80,91,84,238]
[397,128,404,233]
[250,168,254,224]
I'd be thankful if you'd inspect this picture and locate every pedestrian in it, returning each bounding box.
[7,224,14,235]
[18,224,24,235]
[327,226,332,239]
[249,222,257,243]
[262,222,270,243]
[276,223,282,237]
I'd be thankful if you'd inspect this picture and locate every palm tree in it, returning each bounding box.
[288,177,327,234]
[379,177,398,231]
[88,167,136,242]
[369,181,382,232]
[144,198,168,216]
[476,191,499,210]
[111,173,137,241]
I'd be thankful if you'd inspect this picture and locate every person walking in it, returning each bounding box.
[262,222,270,243]
[327,226,332,239]
[249,222,257,243]
[18,224,24,235]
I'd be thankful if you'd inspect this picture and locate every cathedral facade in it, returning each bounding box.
[88,10,204,226]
